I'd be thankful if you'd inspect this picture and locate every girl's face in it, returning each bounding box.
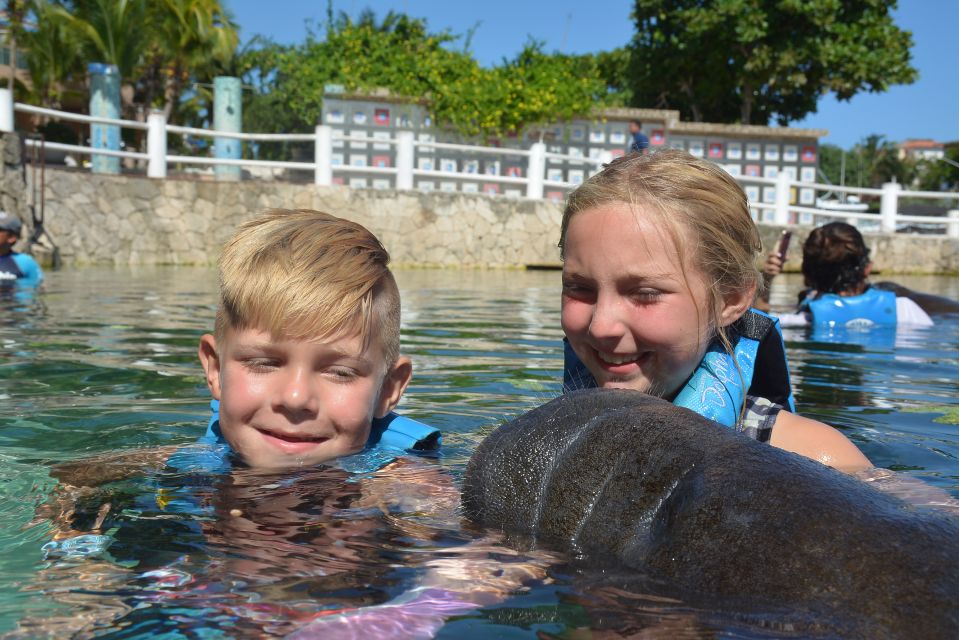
[561,202,742,399]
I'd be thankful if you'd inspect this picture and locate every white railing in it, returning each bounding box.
[6,90,959,236]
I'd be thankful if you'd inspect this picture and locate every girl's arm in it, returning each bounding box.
[770,412,959,512]
[769,411,872,473]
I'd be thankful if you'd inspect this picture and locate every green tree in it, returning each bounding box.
[18,0,81,106]
[50,0,149,79]
[917,147,959,192]
[850,134,915,188]
[591,47,633,107]
[17,0,238,124]
[3,0,28,89]
[817,143,844,186]
[138,0,239,120]
[481,41,606,137]
[628,0,917,125]
[238,11,610,140]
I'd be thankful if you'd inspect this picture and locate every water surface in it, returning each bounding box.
[1,267,957,638]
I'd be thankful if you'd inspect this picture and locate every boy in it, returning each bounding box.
[30,210,541,638]
[45,208,441,533]
[193,208,437,471]
[0,210,43,285]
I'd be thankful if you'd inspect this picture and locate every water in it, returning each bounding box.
[1,267,957,638]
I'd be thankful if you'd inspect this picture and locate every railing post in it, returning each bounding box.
[526,142,546,199]
[88,63,121,174]
[0,88,13,133]
[146,111,167,179]
[213,76,242,181]
[880,181,901,233]
[396,130,414,190]
[314,124,332,186]
[948,210,959,239]
[774,171,791,225]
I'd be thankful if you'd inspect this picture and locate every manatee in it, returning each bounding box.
[462,388,959,639]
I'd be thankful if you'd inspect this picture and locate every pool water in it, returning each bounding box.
[1,267,957,638]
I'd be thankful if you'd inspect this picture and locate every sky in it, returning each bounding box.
[227,0,958,149]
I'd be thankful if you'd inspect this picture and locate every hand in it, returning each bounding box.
[763,251,784,279]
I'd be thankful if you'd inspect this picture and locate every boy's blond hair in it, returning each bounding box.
[214,209,401,365]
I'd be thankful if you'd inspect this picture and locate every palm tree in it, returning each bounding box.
[19,0,84,107]
[852,134,915,188]
[51,0,148,80]
[17,0,238,123]
[140,0,239,121]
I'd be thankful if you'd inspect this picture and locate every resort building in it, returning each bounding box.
[899,139,945,161]
[321,86,825,206]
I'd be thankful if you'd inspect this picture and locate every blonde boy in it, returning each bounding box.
[197,208,430,469]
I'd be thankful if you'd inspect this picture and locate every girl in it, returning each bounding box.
[559,150,871,472]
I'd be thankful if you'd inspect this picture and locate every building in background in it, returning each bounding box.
[899,139,945,161]
[321,86,825,208]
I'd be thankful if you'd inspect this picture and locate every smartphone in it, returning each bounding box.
[776,230,793,259]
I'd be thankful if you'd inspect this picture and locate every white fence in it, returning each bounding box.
[5,89,958,236]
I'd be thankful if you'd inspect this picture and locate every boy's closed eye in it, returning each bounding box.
[326,366,361,381]
[241,357,281,372]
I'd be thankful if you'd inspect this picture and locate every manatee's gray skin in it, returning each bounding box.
[463,388,959,639]
[874,281,959,316]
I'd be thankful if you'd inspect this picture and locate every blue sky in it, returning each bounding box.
[228,0,957,149]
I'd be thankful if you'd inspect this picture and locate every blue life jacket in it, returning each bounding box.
[799,287,897,328]
[165,399,441,475]
[44,404,442,561]
[0,252,42,285]
[563,308,796,428]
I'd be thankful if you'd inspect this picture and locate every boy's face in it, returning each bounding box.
[198,325,411,469]
[0,231,17,255]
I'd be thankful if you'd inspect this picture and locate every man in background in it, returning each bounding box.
[628,120,649,154]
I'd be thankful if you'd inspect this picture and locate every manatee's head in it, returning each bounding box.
[462,388,723,561]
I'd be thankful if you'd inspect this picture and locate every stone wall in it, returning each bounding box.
[35,167,959,273]
[0,134,29,234]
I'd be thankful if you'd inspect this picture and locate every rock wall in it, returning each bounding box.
[0,134,29,235]
[34,167,959,273]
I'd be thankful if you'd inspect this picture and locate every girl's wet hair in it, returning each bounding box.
[801,222,870,294]
[559,149,763,348]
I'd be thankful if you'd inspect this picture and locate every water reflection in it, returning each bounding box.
[0,267,957,638]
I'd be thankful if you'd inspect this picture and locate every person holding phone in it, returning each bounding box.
[753,230,791,313]
[758,222,933,328]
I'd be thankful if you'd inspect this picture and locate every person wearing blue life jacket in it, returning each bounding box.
[192,208,440,472]
[0,211,43,287]
[41,208,444,565]
[760,222,933,329]
[558,150,871,472]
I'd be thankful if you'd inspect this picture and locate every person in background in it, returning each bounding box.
[628,119,649,154]
[0,211,43,286]
[761,222,933,328]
